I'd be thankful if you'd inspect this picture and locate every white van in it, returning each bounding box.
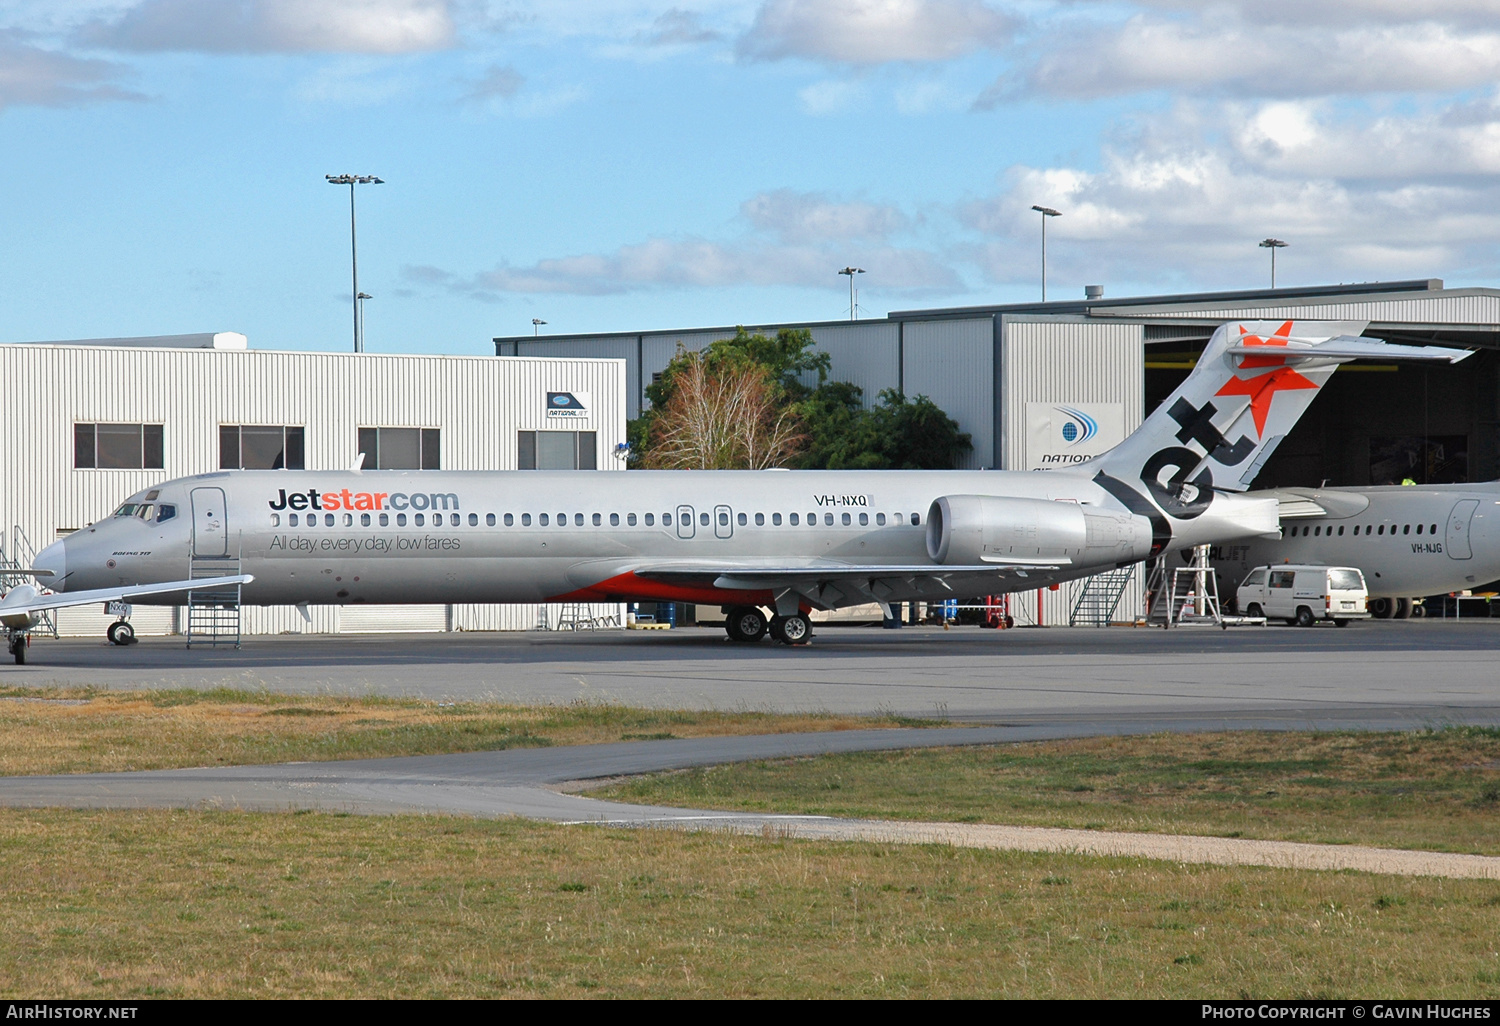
[1236,564,1370,627]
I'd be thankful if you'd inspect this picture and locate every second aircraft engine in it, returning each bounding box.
[925,495,1151,568]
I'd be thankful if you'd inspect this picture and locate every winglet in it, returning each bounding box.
[350,452,366,472]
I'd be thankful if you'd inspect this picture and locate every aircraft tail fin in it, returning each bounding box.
[1091,319,1469,501]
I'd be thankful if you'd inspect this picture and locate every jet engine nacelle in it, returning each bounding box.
[926,495,1152,568]
[0,584,42,632]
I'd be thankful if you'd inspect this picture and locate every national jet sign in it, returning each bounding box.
[545,392,589,420]
[1025,402,1125,471]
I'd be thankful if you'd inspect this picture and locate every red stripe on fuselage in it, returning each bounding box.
[547,571,774,606]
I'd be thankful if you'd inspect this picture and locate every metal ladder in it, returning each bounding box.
[1144,556,1171,627]
[186,553,242,648]
[2,527,58,638]
[1069,566,1136,626]
[1162,545,1225,629]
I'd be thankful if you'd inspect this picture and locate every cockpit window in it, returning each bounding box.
[114,503,138,517]
[157,504,177,523]
[134,505,154,520]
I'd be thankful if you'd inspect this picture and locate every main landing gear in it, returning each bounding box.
[107,620,137,646]
[723,605,811,646]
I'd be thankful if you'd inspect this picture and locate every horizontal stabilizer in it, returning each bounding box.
[1227,336,1472,364]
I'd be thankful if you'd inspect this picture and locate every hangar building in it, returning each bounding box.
[0,333,626,637]
[502,278,1500,623]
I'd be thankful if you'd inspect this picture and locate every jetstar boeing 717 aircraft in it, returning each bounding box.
[7,320,1468,660]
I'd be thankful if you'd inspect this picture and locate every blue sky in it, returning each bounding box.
[4,1,1500,355]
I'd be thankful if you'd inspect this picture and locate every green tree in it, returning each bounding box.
[632,328,827,467]
[799,385,972,470]
[628,325,970,471]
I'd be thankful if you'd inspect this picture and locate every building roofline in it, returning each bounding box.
[495,317,876,347]
[498,280,1478,349]
[888,280,1448,321]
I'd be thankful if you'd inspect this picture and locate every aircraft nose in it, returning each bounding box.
[34,540,66,591]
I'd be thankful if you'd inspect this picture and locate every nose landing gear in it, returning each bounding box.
[7,633,26,665]
[107,620,137,646]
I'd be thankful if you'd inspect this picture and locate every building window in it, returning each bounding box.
[518,430,597,470]
[358,427,440,470]
[220,425,304,470]
[74,424,164,469]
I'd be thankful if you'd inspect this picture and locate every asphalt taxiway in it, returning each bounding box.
[5,620,1499,730]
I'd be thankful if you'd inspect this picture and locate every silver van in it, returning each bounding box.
[1236,564,1370,627]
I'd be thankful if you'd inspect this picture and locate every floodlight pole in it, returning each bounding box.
[1032,206,1061,302]
[1259,237,1287,289]
[839,266,864,320]
[326,174,384,353]
[533,318,547,336]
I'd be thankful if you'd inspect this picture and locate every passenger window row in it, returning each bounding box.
[267,509,924,529]
[1288,522,1439,538]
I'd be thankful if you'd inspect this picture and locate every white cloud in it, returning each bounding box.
[416,237,960,295]
[959,98,1500,288]
[0,31,143,108]
[76,0,456,54]
[796,77,864,114]
[638,8,724,46]
[462,63,524,101]
[739,0,1011,65]
[407,186,959,297]
[741,189,908,243]
[995,13,1500,101]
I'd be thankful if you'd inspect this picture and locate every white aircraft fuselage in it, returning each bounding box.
[1208,482,1500,599]
[38,467,1172,609]
[24,319,1470,634]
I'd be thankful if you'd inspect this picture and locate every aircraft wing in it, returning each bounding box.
[631,561,1063,610]
[0,575,253,617]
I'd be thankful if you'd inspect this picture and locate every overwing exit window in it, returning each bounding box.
[358,427,441,470]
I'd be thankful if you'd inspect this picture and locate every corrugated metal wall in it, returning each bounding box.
[1110,291,1500,325]
[900,317,994,469]
[999,319,1146,622]
[0,344,627,635]
[999,319,1145,471]
[514,335,639,418]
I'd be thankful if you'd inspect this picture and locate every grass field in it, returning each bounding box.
[594,728,1500,855]
[3,808,1499,998]
[0,687,933,776]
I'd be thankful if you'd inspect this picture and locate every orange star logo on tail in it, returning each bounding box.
[1238,320,1295,369]
[1215,364,1319,436]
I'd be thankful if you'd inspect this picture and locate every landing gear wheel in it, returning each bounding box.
[725,606,768,643]
[772,613,812,646]
[1294,606,1316,628]
[9,635,25,665]
[1394,597,1412,620]
[107,621,136,646]
[1334,618,1351,627]
[1369,597,1394,619]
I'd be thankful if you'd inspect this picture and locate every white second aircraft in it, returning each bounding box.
[1204,481,1500,618]
[6,319,1467,661]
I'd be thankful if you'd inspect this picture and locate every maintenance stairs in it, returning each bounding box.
[186,554,243,648]
[1068,566,1136,626]
[1,526,57,638]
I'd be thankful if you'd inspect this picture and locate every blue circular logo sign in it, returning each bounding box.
[553,395,571,405]
[1061,421,1078,442]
